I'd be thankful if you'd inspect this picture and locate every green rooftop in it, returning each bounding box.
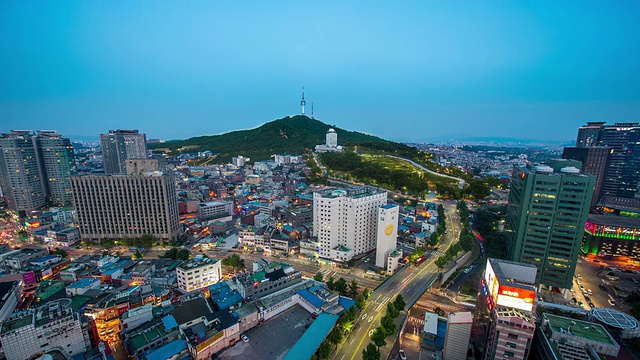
[1,312,33,334]
[71,295,92,311]
[130,325,165,350]
[544,313,614,345]
[250,271,266,283]
[36,280,66,301]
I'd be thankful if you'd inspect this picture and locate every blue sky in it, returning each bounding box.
[1,2,639,142]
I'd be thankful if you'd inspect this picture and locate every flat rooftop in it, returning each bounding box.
[587,213,640,229]
[544,313,615,345]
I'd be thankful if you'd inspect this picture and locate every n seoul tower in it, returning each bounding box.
[301,87,306,116]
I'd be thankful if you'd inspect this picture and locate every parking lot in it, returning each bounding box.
[220,305,315,360]
[569,258,633,312]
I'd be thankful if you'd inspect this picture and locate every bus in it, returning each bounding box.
[414,255,426,266]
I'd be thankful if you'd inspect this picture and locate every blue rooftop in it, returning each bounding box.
[210,283,243,310]
[339,296,356,311]
[283,313,339,360]
[398,225,410,231]
[67,277,99,289]
[382,204,397,209]
[297,289,325,309]
[31,255,59,263]
[162,314,178,331]
[141,338,187,360]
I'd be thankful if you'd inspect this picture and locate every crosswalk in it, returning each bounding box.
[431,251,445,257]
[408,316,424,326]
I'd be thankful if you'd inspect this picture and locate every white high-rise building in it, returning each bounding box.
[375,204,399,268]
[313,186,387,261]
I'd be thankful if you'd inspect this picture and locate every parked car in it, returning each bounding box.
[608,299,616,307]
[599,284,607,291]
[241,334,249,343]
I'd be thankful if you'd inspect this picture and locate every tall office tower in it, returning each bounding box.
[576,121,605,147]
[443,312,473,360]
[505,162,594,290]
[125,158,165,175]
[0,130,46,212]
[375,204,399,268]
[100,129,148,174]
[562,146,611,209]
[575,122,640,198]
[71,172,179,240]
[313,186,387,261]
[477,259,538,360]
[34,130,77,206]
[599,123,640,198]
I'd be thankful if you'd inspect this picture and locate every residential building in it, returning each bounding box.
[0,130,45,211]
[183,311,240,360]
[66,277,101,296]
[0,298,89,360]
[376,204,399,268]
[176,256,222,292]
[313,186,387,261]
[476,259,538,360]
[33,130,77,206]
[443,312,473,360]
[505,162,594,289]
[100,129,148,174]
[562,146,611,208]
[71,172,180,240]
[531,313,619,360]
[386,250,402,276]
[234,263,302,301]
[231,156,250,167]
[197,201,233,221]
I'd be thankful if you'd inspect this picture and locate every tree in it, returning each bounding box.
[221,254,245,272]
[132,250,143,259]
[371,327,387,349]
[393,294,406,311]
[334,277,348,295]
[348,279,359,298]
[176,249,190,261]
[341,306,357,325]
[314,271,324,282]
[362,343,381,360]
[327,276,335,291]
[328,326,343,347]
[81,239,92,247]
[434,307,446,316]
[363,288,371,300]
[380,314,396,337]
[387,302,399,318]
[317,340,331,360]
[356,295,367,310]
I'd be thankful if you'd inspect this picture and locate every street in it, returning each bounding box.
[332,202,461,360]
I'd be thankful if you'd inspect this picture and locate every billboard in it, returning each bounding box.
[484,260,536,312]
[22,271,37,285]
[495,284,535,312]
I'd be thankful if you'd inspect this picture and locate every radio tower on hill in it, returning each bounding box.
[311,102,315,119]
[301,87,306,116]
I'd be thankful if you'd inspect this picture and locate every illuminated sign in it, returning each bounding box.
[484,261,499,303]
[26,221,41,229]
[22,272,37,285]
[495,284,535,312]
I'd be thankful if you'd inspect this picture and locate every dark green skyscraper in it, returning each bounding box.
[506,161,594,290]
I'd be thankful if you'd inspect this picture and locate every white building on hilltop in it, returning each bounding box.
[376,204,399,268]
[313,186,387,261]
[315,129,343,153]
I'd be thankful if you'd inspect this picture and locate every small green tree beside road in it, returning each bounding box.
[314,271,324,282]
[362,343,381,360]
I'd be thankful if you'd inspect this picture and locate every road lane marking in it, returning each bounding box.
[368,316,373,323]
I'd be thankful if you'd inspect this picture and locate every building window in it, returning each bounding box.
[507,333,518,339]
[506,342,516,348]
[504,351,515,357]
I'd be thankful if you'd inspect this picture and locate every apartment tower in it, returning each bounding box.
[100,129,148,174]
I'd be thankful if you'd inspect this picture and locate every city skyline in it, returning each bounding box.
[1,2,639,142]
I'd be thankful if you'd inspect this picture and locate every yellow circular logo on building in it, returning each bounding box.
[385,224,394,236]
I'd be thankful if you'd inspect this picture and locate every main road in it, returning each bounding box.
[333,202,461,360]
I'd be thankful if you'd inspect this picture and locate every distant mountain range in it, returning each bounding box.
[406,134,573,146]
[148,115,392,162]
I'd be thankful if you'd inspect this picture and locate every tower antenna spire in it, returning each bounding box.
[311,102,314,119]
[301,87,306,116]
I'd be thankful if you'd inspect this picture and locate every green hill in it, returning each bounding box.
[149,115,392,162]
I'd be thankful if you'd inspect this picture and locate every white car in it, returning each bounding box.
[241,334,249,343]
[399,350,407,360]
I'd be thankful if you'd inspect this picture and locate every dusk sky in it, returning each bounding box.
[1,2,639,143]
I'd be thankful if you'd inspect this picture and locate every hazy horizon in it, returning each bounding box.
[2,2,639,142]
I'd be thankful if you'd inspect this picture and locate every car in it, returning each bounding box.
[399,349,407,360]
[579,285,585,290]
[589,302,595,308]
[584,296,591,302]
[241,334,249,343]
[588,289,593,295]
[599,284,607,291]
[608,299,616,306]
